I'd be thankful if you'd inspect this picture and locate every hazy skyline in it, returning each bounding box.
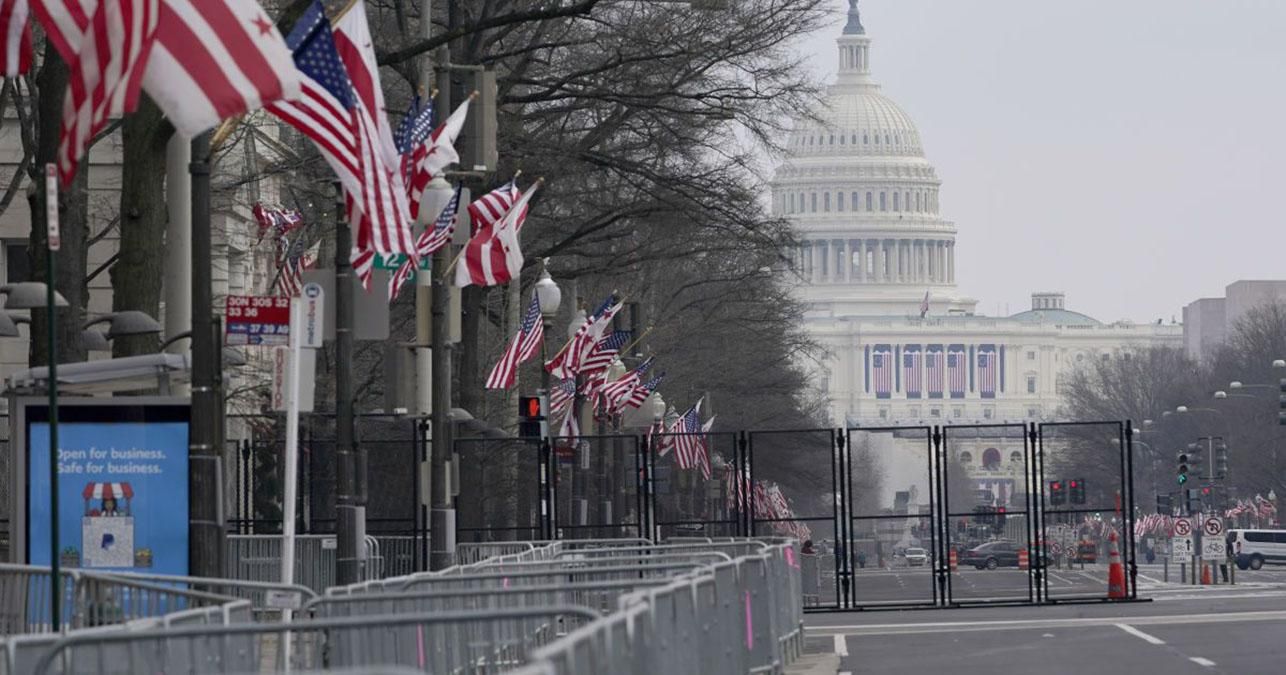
[793,0,1286,323]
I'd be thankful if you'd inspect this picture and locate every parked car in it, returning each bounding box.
[960,541,1019,569]
[1231,529,1286,570]
[903,547,929,567]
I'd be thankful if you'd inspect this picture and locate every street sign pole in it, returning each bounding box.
[279,298,304,667]
[44,163,60,628]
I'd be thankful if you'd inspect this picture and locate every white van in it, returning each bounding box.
[1230,529,1286,570]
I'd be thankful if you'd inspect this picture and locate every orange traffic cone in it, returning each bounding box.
[948,548,958,572]
[1107,532,1127,599]
[1201,562,1212,586]
[1018,548,1029,570]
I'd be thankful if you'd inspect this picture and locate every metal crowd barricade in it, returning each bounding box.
[93,571,319,622]
[31,607,599,675]
[0,564,237,634]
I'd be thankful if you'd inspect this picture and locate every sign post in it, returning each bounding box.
[44,163,60,629]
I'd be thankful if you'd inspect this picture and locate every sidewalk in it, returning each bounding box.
[786,652,840,675]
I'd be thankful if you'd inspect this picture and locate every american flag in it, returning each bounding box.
[394,95,434,156]
[872,347,892,399]
[140,0,300,138]
[468,179,521,236]
[625,372,664,409]
[695,415,715,480]
[947,346,967,398]
[556,407,578,444]
[1,0,31,76]
[548,378,577,416]
[669,398,704,474]
[275,237,316,297]
[600,357,653,414]
[579,330,631,375]
[406,98,470,220]
[484,294,543,390]
[978,346,997,399]
[40,0,159,185]
[252,203,304,244]
[724,464,750,512]
[388,186,461,302]
[454,182,538,288]
[266,1,362,213]
[546,294,621,379]
[903,346,922,399]
[926,347,944,398]
[333,2,416,260]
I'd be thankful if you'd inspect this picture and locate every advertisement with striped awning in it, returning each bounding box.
[81,482,134,501]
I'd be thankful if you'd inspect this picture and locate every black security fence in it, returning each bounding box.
[454,420,1139,611]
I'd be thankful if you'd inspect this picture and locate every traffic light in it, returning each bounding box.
[518,395,547,438]
[1069,478,1086,505]
[994,506,1007,532]
[1214,437,1228,478]
[1049,480,1066,505]
[1156,493,1172,515]
[1177,449,1190,485]
[1280,378,1286,426]
[1189,442,1206,478]
[1185,487,1203,515]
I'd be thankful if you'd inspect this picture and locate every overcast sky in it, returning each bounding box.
[791,0,1286,322]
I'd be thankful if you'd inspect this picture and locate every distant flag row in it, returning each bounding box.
[724,470,810,541]
[6,0,542,306]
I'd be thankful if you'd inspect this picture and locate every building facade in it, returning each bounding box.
[773,2,1181,508]
[1183,280,1286,363]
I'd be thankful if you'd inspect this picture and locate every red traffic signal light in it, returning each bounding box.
[519,396,544,419]
[1068,480,1078,488]
[1201,487,1212,496]
[1051,481,1061,490]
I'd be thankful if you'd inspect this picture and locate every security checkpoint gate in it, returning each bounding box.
[450,421,1139,610]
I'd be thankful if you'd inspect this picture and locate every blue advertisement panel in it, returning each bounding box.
[26,403,190,575]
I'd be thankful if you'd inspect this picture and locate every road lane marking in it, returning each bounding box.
[1115,623,1165,645]
[806,610,1286,635]
[1189,657,1215,667]
[833,634,848,657]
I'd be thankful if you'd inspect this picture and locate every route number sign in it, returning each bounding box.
[1173,518,1192,537]
[1203,517,1223,537]
[226,295,291,345]
[1172,536,1193,563]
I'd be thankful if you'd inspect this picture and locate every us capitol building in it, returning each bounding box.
[774,1,1182,434]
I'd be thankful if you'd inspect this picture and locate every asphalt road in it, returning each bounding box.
[807,562,1286,607]
[805,576,1286,674]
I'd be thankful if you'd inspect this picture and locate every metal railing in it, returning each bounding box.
[4,537,804,674]
[0,564,237,634]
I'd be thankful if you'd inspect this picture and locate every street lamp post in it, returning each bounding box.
[533,261,562,396]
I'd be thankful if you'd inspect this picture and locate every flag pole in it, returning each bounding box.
[331,0,362,23]
[209,116,241,154]
[619,325,653,357]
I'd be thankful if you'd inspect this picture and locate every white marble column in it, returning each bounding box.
[858,239,867,282]
[941,240,951,282]
[948,242,955,283]
[877,240,886,282]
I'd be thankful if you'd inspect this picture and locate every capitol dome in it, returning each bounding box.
[774,0,976,317]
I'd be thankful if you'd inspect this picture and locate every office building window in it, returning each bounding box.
[4,241,29,283]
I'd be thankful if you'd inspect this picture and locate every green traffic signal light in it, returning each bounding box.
[1178,473,1188,485]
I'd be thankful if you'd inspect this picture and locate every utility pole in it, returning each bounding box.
[188,132,225,578]
[429,66,454,570]
[334,181,362,584]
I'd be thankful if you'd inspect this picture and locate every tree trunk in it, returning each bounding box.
[111,96,175,357]
[28,43,87,367]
